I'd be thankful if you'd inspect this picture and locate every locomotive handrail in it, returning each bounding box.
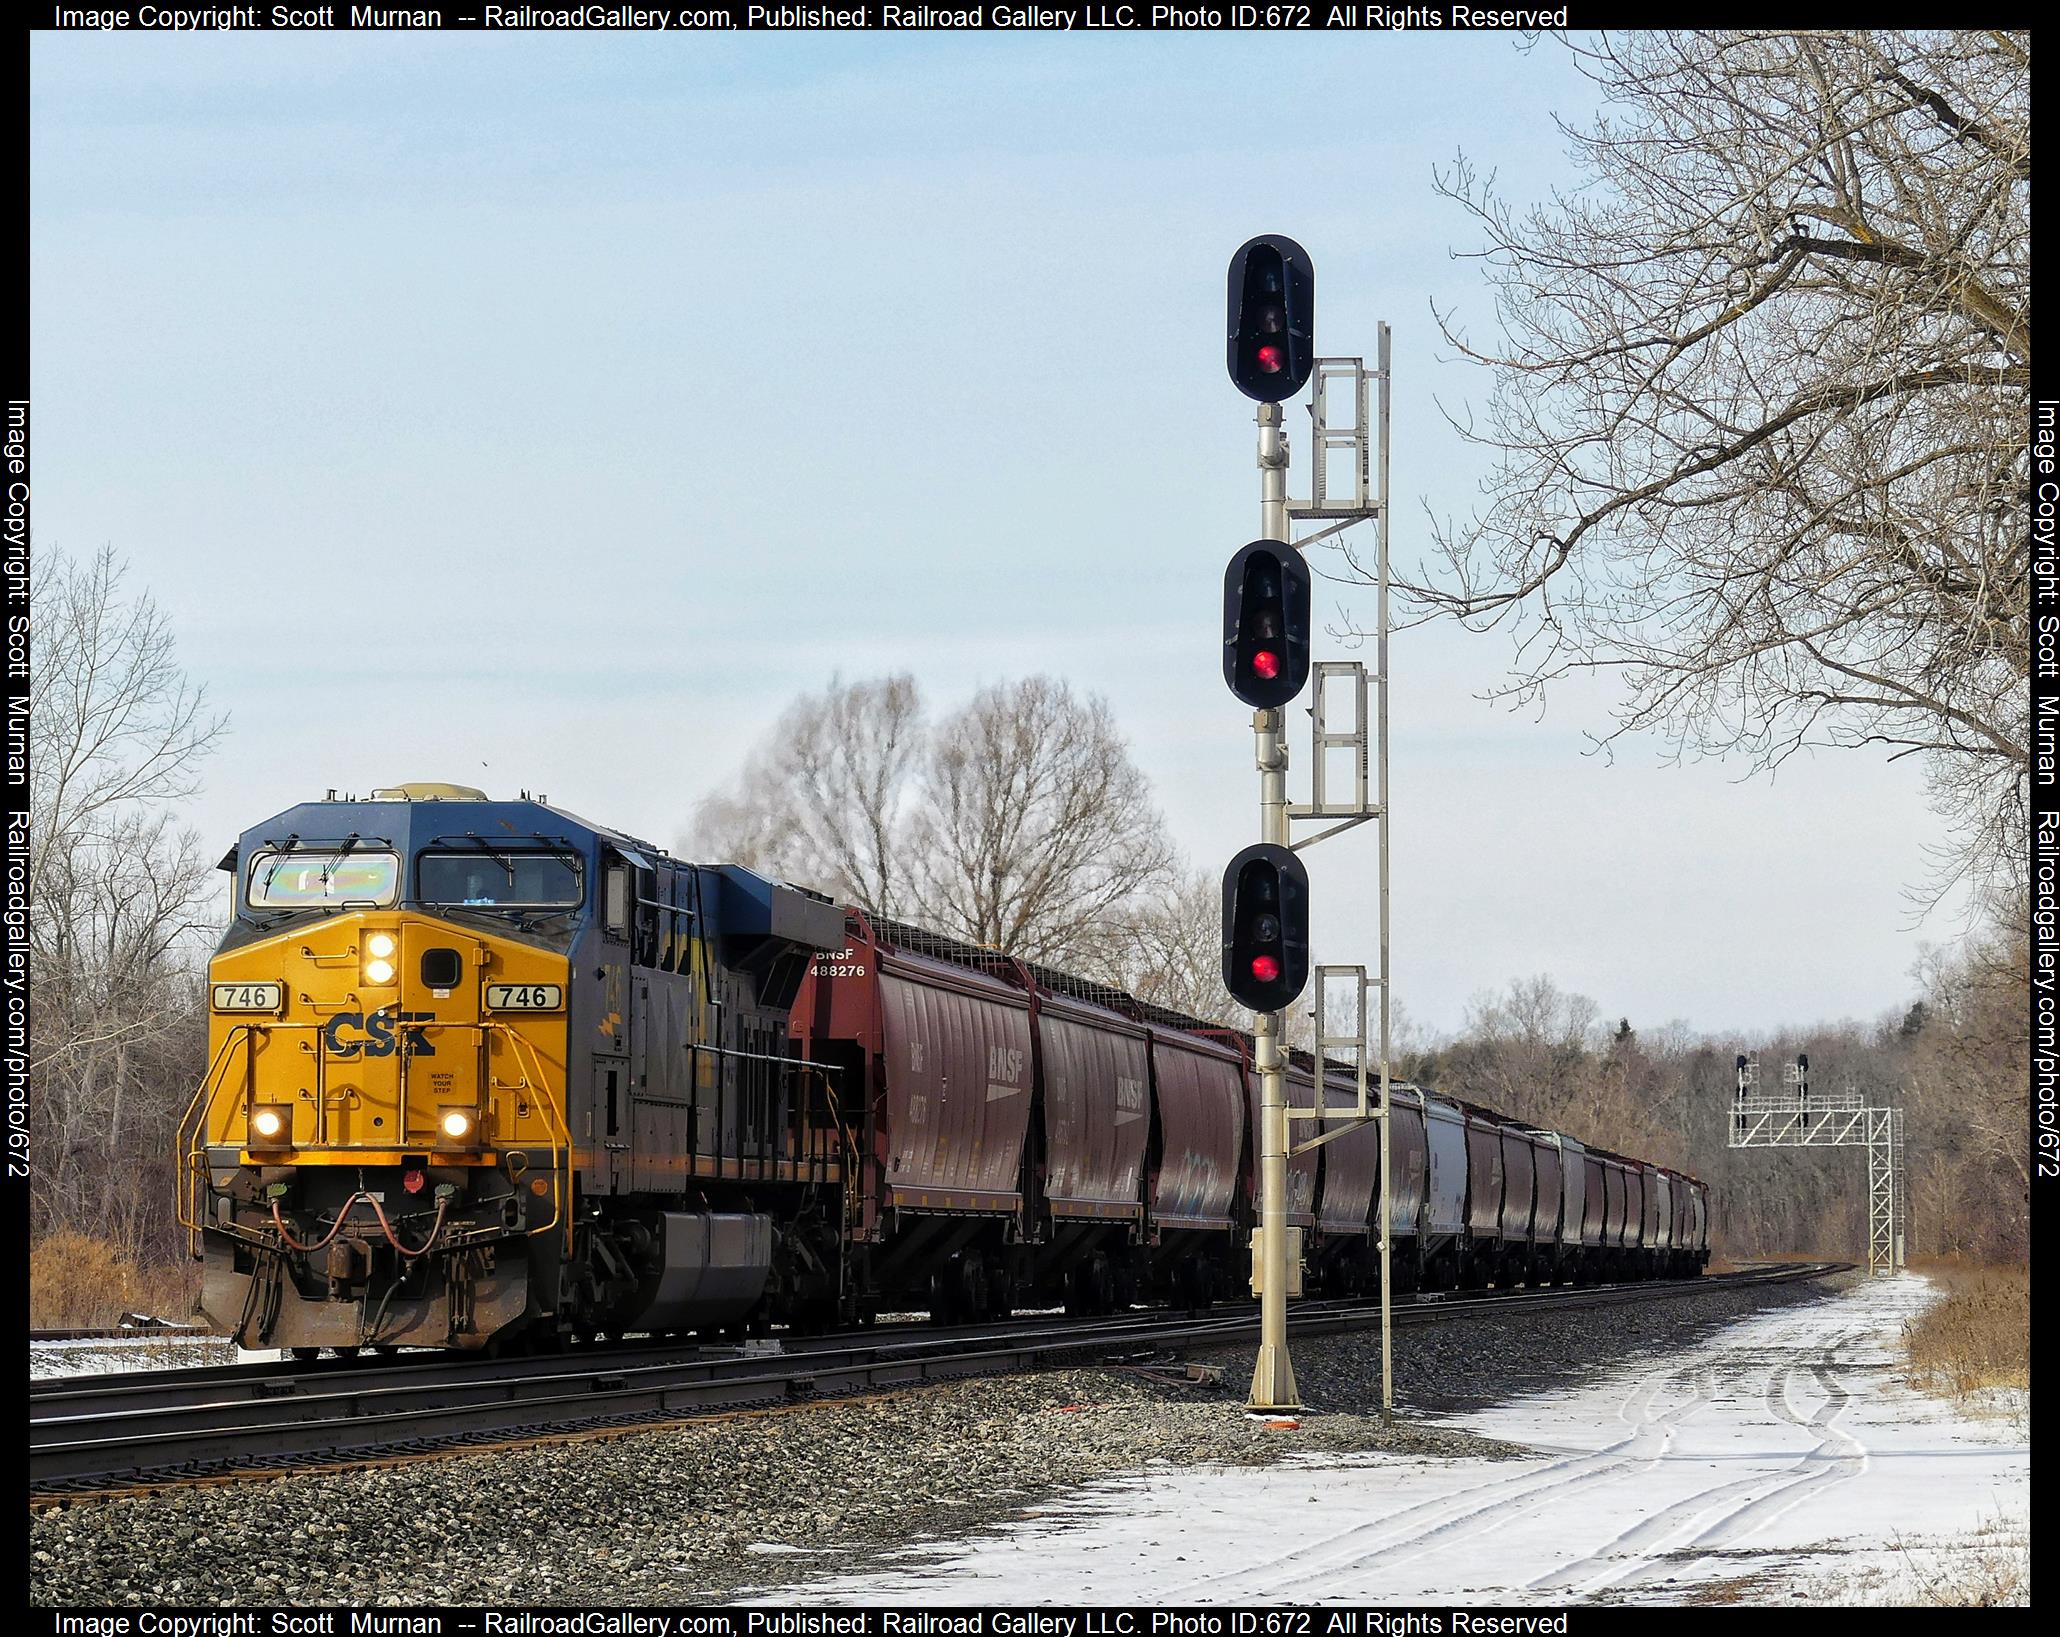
[483,1021,573,1258]
[797,1058,861,1182]
[177,1017,571,1259]
[174,1023,259,1256]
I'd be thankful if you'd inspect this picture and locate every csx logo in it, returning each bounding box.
[988,1044,1023,1083]
[323,1008,437,1059]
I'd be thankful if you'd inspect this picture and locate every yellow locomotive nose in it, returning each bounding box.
[194,910,565,1164]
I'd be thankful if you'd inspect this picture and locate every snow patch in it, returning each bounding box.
[746,1273,2028,1606]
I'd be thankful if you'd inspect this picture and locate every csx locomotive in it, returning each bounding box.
[183,785,845,1353]
[184,785,1709,1355]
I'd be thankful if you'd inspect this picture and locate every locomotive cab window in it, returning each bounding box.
[603,862,629,938]
[418,851,583,909]
[248,849,401,910]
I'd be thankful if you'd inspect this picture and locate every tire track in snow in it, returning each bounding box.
[1165,1366,1717,1602]
[1525,1334,1861,1596]
[1612,1355,1864,1589]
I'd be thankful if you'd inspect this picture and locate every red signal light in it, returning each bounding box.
[1252,649,1281,680]
[1256,344,1283,373]
[1251,954,1281,983]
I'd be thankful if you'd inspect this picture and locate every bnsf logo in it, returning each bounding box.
[988,1044,1023,1083]
[323,1007,437,1059]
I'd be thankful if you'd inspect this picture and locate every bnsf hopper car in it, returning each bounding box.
[185,788,1709,1354]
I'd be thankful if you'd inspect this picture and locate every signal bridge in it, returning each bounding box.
[1729,1054,1906,1275]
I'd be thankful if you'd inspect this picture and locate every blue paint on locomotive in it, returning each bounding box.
[228,795,666,920]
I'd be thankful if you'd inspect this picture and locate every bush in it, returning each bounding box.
[1904,1263,2029,1397]
[29,1231,201,1330]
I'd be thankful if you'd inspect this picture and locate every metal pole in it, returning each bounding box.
[1249,401,1300,1412]
[1374,324,1393,1420]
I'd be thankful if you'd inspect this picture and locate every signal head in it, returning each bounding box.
[1221,842,1310,1012]
[1223,540,1312,708]
[1227,235,1315,402]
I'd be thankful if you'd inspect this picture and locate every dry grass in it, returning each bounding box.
[1898,1513,2031,1606]
[28,1231,202,1330]
[1904,1262,2029,1398]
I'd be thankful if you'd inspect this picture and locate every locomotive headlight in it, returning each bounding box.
[248,1105,294,1149]
[363,958,397,985]
[366,933,397,959]
[437,1107,476,1144]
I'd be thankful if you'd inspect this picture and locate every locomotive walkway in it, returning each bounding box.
[29,1264,1842,1500]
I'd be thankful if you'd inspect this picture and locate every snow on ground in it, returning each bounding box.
[28,1334,243,1380]
[748,1274,2028,1606]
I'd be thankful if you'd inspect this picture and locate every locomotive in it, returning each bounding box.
[182,785,1708,1355]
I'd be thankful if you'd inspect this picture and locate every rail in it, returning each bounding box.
[29,1263,1847,1496]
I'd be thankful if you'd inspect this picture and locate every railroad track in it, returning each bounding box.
[29,1263,1845,1499]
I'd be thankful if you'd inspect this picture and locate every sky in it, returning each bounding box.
[28,30,1959,1039]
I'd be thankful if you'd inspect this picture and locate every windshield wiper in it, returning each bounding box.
[317,833,362,895]
[438,835,517,877]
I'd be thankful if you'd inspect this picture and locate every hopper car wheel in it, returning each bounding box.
[290,1347,321,1362]
[956,1255,990,1322]
[985,1258,1015,1322]
[1068,1253,1115,1315]
[332,1345,362,1360]
[373,1344,401,1356]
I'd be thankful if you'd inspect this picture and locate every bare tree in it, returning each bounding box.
[1378,31,2030,902]
[1443,974,1606,1131]
[30,548,222,913]
[1076,867,1234,1023]
[687,674,928,917]
[30,548,224,1258]
[1906,924,2029,1256]
[916,678,1177,966]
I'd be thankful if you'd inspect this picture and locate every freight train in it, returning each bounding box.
[181,786,1709,1354]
